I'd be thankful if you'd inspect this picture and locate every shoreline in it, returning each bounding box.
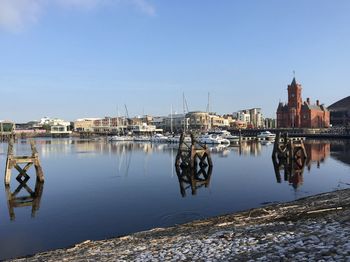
[10,188,350,261]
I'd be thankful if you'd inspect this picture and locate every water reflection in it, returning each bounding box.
[272,141,331,189]
[175,165,213,197]
[5,178,44,221]
[330,140,350,166]
[0,138,350,260]
[305,140,330,171]
[272,156,306,189]
[26,139,268,157]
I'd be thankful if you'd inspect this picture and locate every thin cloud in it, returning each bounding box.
[0,0,156,32]
[55,0,104,10]
[131,0,156,16]
[0,0,43,32]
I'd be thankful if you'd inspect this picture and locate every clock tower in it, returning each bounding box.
[287,77,302,127]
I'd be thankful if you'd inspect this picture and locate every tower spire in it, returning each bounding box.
[291,71,297,86]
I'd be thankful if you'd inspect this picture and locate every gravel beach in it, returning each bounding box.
[10,189,350,261]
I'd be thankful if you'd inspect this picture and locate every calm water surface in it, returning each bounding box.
[0,138,349,259]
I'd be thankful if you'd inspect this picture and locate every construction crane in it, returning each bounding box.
[124,104,130,126]
[182,93,190,132]
[206,92,210,113]
[183,93,189,114]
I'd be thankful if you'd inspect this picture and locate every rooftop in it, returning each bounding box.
[328,96,350,111]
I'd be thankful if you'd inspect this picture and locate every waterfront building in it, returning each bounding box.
[276,78,330,128]
[40,117,70,127]
[131,115,153,126]
[328,96,350,126]
[209,114,230,129]
[50,124,72,135]
[186,111,210,131]
[163,114,189,133]
[233,108,264,128]
[264,118,276,129]
[92,117,126,133]
[128,123,159,134]
[233,110,250,124]
[222,115,235,127]
[74,118,101,132]
[249,108,263,128]
[151,116,166,130]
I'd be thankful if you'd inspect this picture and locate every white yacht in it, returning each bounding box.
[216,130,240,142]
[257,131,276,140]
[168,135,180,143]
[150,134,169,143]
[109,135,133,142]
[168,135,191,143]
[134,136,151,142]
[198,134,230,145]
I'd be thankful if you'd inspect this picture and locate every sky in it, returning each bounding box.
[0,0,349,122]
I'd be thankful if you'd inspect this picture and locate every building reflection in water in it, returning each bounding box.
[175,165,213,197]
[235,141,263,157]
[330,140,350,166]
[5,178,44,221]
[305,140,331,171]
[273,155,306,189]
[272,141,331,189]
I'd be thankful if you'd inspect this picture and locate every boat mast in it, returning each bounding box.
[170,104,173,134]
[207,92,211,130]
[183,93,186,133]
[116,105,119,134]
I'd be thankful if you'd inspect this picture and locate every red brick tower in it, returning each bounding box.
[287,78,302,127]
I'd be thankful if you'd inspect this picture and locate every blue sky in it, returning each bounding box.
[0,0,349,122]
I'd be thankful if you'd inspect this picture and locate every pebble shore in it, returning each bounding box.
[11,189,350,261]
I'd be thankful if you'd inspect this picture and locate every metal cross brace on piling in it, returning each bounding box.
[4,139,44,185]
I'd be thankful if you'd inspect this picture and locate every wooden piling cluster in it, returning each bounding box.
[272,132,307,189]
[272,132,307,164]
[174,133,213,197]
[4,139,44,185]
[175,133,213,169]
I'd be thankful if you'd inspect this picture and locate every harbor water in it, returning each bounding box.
[0,138,349,260]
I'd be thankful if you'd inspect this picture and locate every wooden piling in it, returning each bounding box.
[175,133,213,169]
[175,132,214,196]
[272,132,308,188]
[272,132,307,161]
[4,139,44,185]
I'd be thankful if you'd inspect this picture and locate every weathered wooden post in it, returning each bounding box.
[30,140,44,183]
[4,139,14,185]
[4,139,44,185]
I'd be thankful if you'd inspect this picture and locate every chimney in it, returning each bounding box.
[307,98,310,105]
[316,100,320,106]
